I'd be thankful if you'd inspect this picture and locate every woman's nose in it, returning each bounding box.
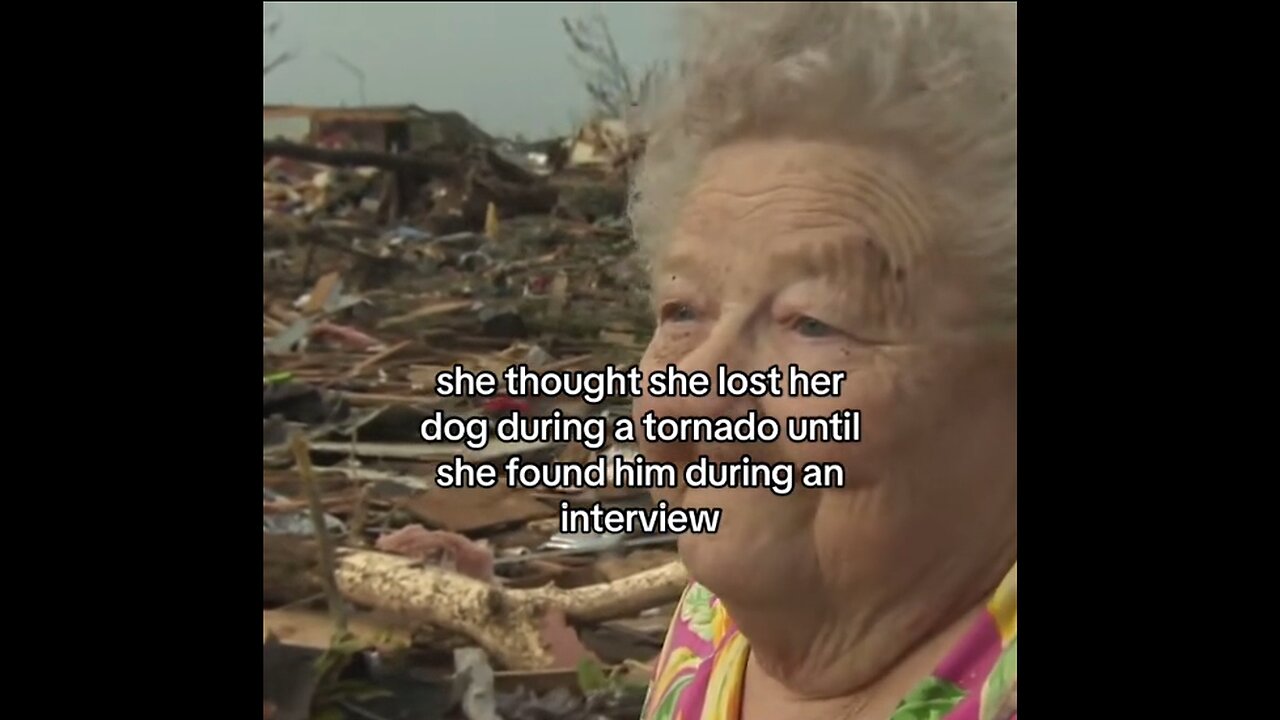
[644,323,756,422]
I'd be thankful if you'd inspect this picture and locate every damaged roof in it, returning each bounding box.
[264,104,493,142]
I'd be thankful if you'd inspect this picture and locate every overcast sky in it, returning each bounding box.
[263,2,680,139]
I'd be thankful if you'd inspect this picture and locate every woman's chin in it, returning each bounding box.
[674,501,818,606]
[679,533,813,607]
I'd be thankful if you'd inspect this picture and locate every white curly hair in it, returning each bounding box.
[627,2,1017,331]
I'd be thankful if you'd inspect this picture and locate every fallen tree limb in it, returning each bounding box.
[523,563,689,624]
[333,550,686,670]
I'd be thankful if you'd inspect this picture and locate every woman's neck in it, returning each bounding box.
[729,543,1015,709]
[739,598,987,720]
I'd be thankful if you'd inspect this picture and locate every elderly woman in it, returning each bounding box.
[627,3,1016,720]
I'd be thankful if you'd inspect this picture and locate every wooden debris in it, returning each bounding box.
[263,139,461,179]
[378,299,475,329]
[399,487,555,534]
[289,433,348,635]
[595,549,681,582]
[263,105,677,714]
[303,272,343,313]
[485,202,500,239]
[333,551,686,670]
[344,339,412,379]
[300,439,555,463]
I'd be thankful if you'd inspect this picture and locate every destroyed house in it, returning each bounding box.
[263,104,491,153]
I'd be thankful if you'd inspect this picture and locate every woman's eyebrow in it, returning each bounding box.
[658,231,893,291]
[768,233,890,285]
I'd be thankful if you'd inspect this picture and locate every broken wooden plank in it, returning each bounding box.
[337,392,451,408]
[378,299,476,329]
[344,339,413,379]
[304,440,557,464]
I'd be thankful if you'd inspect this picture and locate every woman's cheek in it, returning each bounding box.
[631,328,693,428]
[633,348,658,420]
[631,340,704,494]
[630,366,684,505]
[646,324,700,364]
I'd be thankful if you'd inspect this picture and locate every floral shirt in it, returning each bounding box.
[640,564,1018,720]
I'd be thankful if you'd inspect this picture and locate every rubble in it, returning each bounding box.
[566,118,639,173]
[263,110,680,720]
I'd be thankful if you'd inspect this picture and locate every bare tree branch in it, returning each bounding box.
[263,52,296,77]
[561,10,636,118]
[263,7,297,77]
[325,52,367,106]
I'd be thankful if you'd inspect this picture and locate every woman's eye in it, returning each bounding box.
[661,303,698,323]
[793,316,835,337]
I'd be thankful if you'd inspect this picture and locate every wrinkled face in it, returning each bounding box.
[633,139,1016,606]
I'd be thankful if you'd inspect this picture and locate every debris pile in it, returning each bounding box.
[263,114,679,720]
[566,118,643,177]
